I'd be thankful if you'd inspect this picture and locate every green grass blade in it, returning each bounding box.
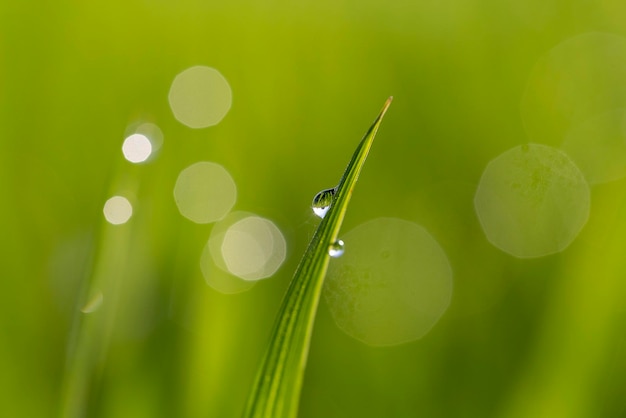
[243,97,393,418]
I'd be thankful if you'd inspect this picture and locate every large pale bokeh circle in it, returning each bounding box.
[168,66,232,128]
[220,217,285,280]
[208,212,286,281]
[173,162,236,224]
[324,218,453,347]
[561,108,626,184]
[522,32,626,146]
[103,196,133,225]
[474,144,590,258]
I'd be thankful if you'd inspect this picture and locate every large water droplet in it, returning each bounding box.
[312,187,336,218]
[329,240,345,258]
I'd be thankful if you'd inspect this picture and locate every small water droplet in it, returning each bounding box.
[329,239,345,258]
[312,187,336,218]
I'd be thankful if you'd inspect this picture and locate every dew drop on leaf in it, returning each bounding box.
[328,240,345,258]
[311,187,336,218]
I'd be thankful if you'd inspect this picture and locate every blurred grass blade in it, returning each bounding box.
[243,97,393,418]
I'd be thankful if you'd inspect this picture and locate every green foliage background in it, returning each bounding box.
[1,1,625,417]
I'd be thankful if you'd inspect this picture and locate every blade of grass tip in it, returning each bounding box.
[243,97,393,418]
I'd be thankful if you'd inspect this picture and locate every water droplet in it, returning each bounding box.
[329,239,345,258]
[312,187,336,218]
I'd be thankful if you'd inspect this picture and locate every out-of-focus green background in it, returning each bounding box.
[2,0,626,417]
